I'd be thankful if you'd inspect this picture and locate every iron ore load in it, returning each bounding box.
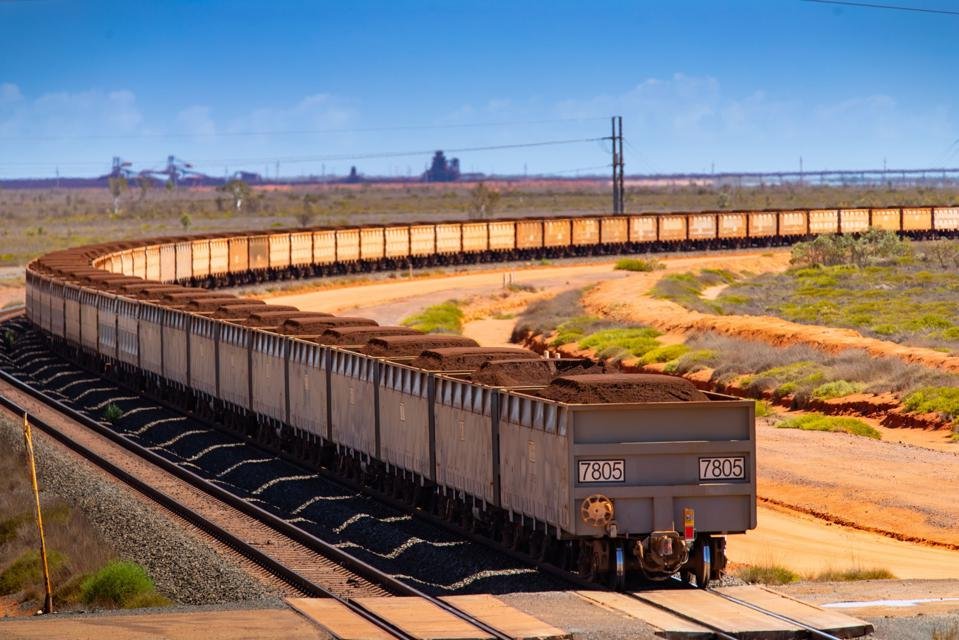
[47,205,959,586]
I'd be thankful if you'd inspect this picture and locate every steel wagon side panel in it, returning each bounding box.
[688,214,717,241]
[360,227,386,261]
[336,229,360,262]
[488,221,516,252]
[269,234,291,270]
[249,236,270,271]
[175,241,193,281]
[288,341,328,438]
[572,218,600,246]
[433,377,495,503]
[210,238,230,275]
[809,209,839,235]
[934,206,959,231]
[840,208,869,233]
[192,239,211,279]
[378,363,432,478]
[462,223,488,253]
[146,246,161,281]
[138,305,163,376]
[228,237,249,274]
[779,211,808,236]
[313,230,336,265]
[190,317,218,398]
[160,244,177,282]
[218,324,251,409]
[410,225,436,257]
[80,291,99,352]
[544,219,571,248]
[601,217,628,245]
[629,216,658,243]
[162,310,189,386]
[515,220,543,249]
[499,394,570,529]
[385,227,410,259]
[436,224,462,254]
[64,286,82,345]
[718,213,747,239]
[116,298,139,366]
[97,294,118,359]
[329,350,377,455]
[251,332,287,422]
[871,208,900,231]
[903,207,933,231]
[290,232,313,266]
[658,215,687,241]
[132,248,147,279]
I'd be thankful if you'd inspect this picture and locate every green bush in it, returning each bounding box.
[638,343,689,365]
[0,512,31,545]
[902,387,959,422]
[811,380,865,400]
[812,567,895,581]
[614,258,662,272]
[754,400,773,418]
[81,561,169,609]
[734,564,800,585]
[102,403,124,423]
[778,414,880,439]
[401,301,463,334]
[578,327,662,359]
[0,549,66,595]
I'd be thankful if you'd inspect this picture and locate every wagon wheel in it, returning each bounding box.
[691,536,712,589]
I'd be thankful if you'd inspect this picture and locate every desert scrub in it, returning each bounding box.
[754,400,773,418]
[614,257,663,272]
[401,300,463,334]
[652,269,738,313]
[0,549,67,595]
[577,327,662,361]
[778,413,880,439]
[733,563,800,585]
[902,387,959,423]
[664,348,720,374]
[81,560,170,609]
[102,403,124,423]
[811,380,865,400]
[713,237,959,351]
[638,343,689,365]
[811,567,894,581]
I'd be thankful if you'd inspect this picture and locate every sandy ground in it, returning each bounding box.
[0,285,24,309]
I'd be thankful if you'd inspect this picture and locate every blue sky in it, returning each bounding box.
[1,0,957,179]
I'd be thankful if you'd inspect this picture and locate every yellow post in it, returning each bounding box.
[22,413,54,614]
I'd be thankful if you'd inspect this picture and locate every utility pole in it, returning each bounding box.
[610,116,625,213]
[23,414,54,614]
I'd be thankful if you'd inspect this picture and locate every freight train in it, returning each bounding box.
[25,203,950,587]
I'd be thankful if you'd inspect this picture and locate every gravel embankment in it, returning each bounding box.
[0,414,280,606]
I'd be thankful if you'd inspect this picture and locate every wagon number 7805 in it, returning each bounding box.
[698,456,746,481]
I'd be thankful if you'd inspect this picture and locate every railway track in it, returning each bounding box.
[0,308,869,639]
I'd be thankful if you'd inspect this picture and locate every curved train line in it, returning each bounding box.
[20,204,955,588]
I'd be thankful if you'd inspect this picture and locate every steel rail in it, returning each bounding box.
[707,587,844,640]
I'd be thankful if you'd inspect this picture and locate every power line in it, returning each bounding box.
[0,116,610,142]
[0,137,605,169]
[802,0,959,16]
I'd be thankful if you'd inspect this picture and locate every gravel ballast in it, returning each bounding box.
[0,414,279,606]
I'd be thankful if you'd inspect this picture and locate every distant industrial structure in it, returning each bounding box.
[422,150,460,182]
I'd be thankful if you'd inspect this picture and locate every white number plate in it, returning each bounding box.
[578,459,625,483]
[699,456,746,481]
